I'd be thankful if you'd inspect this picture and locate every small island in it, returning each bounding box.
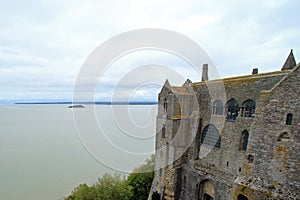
[68,104,85,108]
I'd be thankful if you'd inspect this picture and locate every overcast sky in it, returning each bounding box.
[0,0,299,103]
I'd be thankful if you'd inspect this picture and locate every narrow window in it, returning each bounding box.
[162,125,166,138]
[163,98,168,113]
[239,130,249,151]
[286,113,293,125]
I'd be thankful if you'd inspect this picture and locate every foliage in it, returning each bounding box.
[65,174,132,200]
[94,173,133,200]
[65,183,96,200]
[65,155,155,200]
[127,155,155,200]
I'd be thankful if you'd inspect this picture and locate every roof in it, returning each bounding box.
[281,49,296,70]
[171,86,188,93]
[192,70,289,86]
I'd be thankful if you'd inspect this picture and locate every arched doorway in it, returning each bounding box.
[198,180,215,200]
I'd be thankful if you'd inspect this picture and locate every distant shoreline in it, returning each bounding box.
[14,101,158,105]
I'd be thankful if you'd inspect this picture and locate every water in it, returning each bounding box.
[0,104,157,200]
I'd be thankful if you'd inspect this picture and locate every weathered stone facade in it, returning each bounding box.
[150,51,300,200]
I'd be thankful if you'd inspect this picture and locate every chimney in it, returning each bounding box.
[202,64,208,81]
[252,68,258,75]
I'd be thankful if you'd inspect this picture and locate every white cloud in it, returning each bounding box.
[0,0,299,102]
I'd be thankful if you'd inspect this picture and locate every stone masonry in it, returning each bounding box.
[149,50,300,200]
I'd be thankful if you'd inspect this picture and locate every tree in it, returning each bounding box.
[65,183,96,200]
[65,174,133,200]
[65,155,155,200]
[127,155,155,200]
[94,173,133,200]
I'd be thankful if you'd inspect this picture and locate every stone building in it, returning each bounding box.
[149,50,300,200]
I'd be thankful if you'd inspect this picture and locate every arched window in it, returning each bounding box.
[212,100,223,115]
[237,194,248,200]
[201,124,221,148]
[226,99,239,121]
[242,100,256,117]
[239,130,249,151]
[163,98,167,113]
[286,113,293,125]
[277,132,289,142]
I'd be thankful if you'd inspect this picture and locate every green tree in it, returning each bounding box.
[65,155,155,200]
[65,183,96,200]
[127,155,155,200]
[94,173,133,200]
[65,174,133,200]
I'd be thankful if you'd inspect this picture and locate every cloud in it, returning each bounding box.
[0,0,299,102]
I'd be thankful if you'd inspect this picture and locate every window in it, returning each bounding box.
[163,98,167,113]
[162,125,166,138]
[277,132,289,142]
[286,113,293,125]
[247,154,254,163]
[239,130,249,151]
[226,99,239,121]
[201,124,221,148]
[237,194,248,200]
[212,100,223,115]
[242,100,256,117]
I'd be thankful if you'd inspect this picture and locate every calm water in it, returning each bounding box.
[0,104,157,200]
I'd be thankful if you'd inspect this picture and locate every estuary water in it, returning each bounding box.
[0,104,157,200]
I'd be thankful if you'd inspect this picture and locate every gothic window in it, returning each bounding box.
[286,113,293,125]
[226,98,239,121]
[163,98,167,113]
[162,125,166,138]
[277,132,289,142]
[242,99,256,117]
[212,100,223,115]
[239,130,249,151]
[201,124,221,148]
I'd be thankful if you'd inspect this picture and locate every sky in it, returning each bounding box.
[0,0,299,103]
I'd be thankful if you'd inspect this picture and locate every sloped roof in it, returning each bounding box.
[171,86,188,94]
[281,49,296,70]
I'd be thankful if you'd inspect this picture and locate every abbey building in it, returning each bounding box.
[150,50,300,200]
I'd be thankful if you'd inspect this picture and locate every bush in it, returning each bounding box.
[65,155,155,200]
